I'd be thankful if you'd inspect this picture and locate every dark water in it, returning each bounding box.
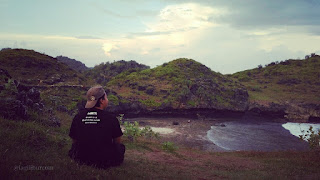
[207,121,310,151]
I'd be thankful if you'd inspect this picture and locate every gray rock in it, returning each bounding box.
[26,99,34,106]
[57,105,68,112]
[13,100,28,120]
[49,117,61,127]
[172,121,179,125]
[146,87,155,95]
[27,88,40,102]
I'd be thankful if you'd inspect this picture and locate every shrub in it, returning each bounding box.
[108,94,119,106]
[250,86,262,92]
[267,62,276,66]
[299,126,320,150]
[277,78,301,85]
[117,114,159,142]
[161,141,178,152]
[239,76,250,82]
[139,99,161,108]
[187,100,196,107]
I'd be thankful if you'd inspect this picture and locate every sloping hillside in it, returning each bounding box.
[232,55,320,121]
[0,48,89,85]
[106,58,248,115]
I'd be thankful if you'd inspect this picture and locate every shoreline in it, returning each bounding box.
[127,117,312,152]
[127,117,236,152]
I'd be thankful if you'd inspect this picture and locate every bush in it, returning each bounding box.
[299,126,320,150]
[117,114,159,142]
[250,86,262,92]
[277,78,301,85]
[139,99,161,108]
[108,94,119,106]
[161,141,178,152]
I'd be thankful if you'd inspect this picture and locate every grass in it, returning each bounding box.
[1,116,320,179]
[0,49,91,86]
[232,56,320,104]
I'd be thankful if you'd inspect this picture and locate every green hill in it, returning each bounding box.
[106,58,248,115]
[0,49,94,122]
[232,55,320,121]
[0,48,89,85]
[86,60,150,85]
[1,48,319,121]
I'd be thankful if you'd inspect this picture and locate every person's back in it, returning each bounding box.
[68,86,125,168]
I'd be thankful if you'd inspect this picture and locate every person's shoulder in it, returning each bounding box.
[77,109,89,116]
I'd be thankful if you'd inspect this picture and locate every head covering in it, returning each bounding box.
[85,86,106,109]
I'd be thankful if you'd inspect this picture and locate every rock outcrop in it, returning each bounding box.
[248,101,320,122]
[0,68,60,126]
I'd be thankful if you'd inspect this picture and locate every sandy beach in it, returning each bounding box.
[127,117,229,152]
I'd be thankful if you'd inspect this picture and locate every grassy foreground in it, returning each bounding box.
[1,117,320,180]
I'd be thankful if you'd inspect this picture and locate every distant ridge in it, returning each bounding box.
[56,56,89,72]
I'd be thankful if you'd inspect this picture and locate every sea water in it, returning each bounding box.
[282,122,320,140]
[207,121,314,151]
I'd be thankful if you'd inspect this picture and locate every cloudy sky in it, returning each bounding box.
[1,0,320,74]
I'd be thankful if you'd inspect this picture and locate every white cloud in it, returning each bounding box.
[98,3,320,73]
[101,3,226,65]
[102,43,114,57]
[0,33,106,67]
[146,3,223,33]
[2,2,320,74]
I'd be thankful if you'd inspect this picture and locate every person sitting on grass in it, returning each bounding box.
[68,85,125,169]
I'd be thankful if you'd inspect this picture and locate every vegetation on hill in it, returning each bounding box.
[0,49,90,86]
[107,58,248,113]
[56,56,89,73]
[1,48,319,121]
[232,54,320,104]
[0,49,92,127]
[86,60,150,85]
[232,54,320,121]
